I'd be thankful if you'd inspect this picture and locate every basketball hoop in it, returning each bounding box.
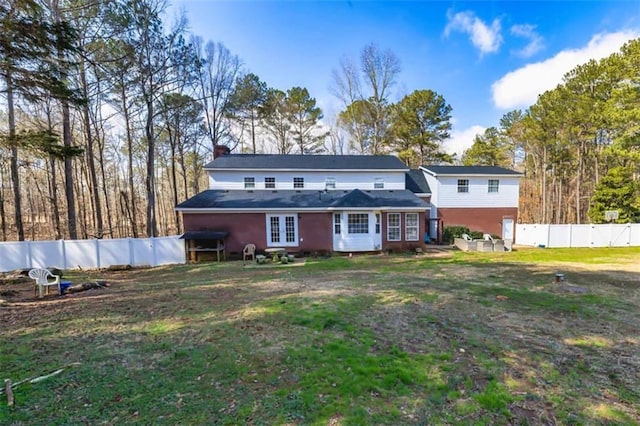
[604,210,619,222]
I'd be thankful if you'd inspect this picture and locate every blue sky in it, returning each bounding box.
[168,1,640,155]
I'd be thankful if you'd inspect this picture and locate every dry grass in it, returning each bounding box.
[1,247,639,424]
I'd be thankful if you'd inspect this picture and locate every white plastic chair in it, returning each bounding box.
[29,268,61,298]
[243,243,256,264]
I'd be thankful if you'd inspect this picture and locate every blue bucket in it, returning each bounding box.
[60,281,72,294]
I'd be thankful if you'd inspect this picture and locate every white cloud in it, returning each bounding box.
[511,24,544,58]
[492,31,638,109]
[444,10,502,55]
[444,125,485,156]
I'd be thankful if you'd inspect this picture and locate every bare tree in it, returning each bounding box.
[331,43,401,154]
[194,38,241,151]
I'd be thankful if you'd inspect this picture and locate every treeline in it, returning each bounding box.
[0,0,457,242]
[3,1,636,243]
[461,39,640,225]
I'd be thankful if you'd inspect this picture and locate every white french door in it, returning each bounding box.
[266,214,298,247]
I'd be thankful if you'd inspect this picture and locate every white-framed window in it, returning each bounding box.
[375,213,381,234]
[244,177,255,189]
[348,213,369,234]
[265,177,276,189]
[405,213,419,241]
[387,213,401,241]
[457,179,469,193]
[374,178,384,189]
[488,179,499,193]
[325,177,336,189]
[334,213,341,234]
[266,214,298,247]
[293,177,304,189]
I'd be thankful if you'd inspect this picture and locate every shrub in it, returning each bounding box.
[442,226,470,244]
[442,226,485,243]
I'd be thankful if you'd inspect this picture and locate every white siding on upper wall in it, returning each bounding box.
[423,173,439,214]
[435,176,520,208]
[209,171,406,191]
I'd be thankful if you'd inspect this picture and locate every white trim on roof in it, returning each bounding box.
[204,167,410,172]
[419,166,524,177]
[176,206,429,213]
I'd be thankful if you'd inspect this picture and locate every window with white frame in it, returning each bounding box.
[348,213,369,234]
[374,177,384,189]
[405,213,419,241]
[325,177,336,189]
[293,177,304,188]
[265,177,276,189]
[334,213,341,234]
[457,179,469,193]
[375,213,381,234]
[266,214,298,246]
[488,179,499,193]
[244,177,255,189]
[387,213,401,241]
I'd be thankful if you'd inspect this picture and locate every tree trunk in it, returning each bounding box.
[79,57,103,237]
[145,98,157,237]
[121,83,138,238]
[61,98,77,239]
[48,156,62,239]
[7,73,25,241]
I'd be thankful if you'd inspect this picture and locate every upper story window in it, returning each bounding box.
[374,178,384,189]
[488,179,499,193]
[293,177,304,189]
[457,179,469,193]
[265,177,276,189]
[244,177,255,189]
[325,177,336,189]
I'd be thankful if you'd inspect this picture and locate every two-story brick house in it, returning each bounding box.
[176,152,430,255]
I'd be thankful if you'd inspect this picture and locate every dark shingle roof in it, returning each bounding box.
[204,154,408,170]
[176,189,429,210]
[422,165,523,176]
[405,170,431,194]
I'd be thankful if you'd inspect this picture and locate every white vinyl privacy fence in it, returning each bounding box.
[516,223,640,248]
[0,236,186,273]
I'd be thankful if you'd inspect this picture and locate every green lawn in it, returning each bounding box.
[1,247,639,425]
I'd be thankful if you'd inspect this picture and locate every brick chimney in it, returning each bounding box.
[213,145,230,159]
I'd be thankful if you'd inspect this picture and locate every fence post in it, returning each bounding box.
[567,224,572,248]
[151,237,157,267]
[26,241,33,269]
[546,224,551,248]
[609,222,614,247]
[95,239,101,269]
[128,238,134,265]
[61,239,67,270]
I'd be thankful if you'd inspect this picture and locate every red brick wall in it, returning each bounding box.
[437,207,518,237]
[182,211,428,253]
[382,212,427,252]
[182,212,333,253]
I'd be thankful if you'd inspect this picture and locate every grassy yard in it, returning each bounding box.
[1,247,639,425]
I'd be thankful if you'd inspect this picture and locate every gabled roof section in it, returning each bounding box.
[204,154,409,171]
[421,165,524,177]
[405,169,431,194]
[330,189,376,208]
[176,189,429,211]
